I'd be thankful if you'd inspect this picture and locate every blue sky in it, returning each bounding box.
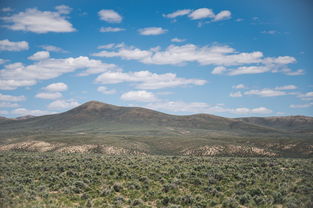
[0,0,313,118]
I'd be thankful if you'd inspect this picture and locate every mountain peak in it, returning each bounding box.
[67,101,120,114]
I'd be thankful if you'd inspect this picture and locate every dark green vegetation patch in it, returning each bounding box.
[1,152,312,207]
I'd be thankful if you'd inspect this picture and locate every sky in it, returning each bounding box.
[0,0,313,118]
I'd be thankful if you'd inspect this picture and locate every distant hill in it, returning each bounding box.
[0,101,312,157]
[236,116,313,133]
[15,115,36,120]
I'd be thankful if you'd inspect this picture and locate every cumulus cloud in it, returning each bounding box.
[188,8,231,22]
[2,8,76,33]
[171,38,186,43]
[95,70,206,90]
[0,102,19,108]
[2,7,13,12]
[48,99,79,110]
[262,30,277,35]
[213,10,231,21]
[290,103,313,108]
[11,108,55,116]
[298,92,313,101]
[230,91,242,97]
[98,9,122,23]
[35,92,62,100]
[28,51,50,60]
[0,59,8,65]
[164,8,231,22]
[145,101,272,115]
[93,43,301,76]
[40,45,67,53]
[244,89,287,97]
[93,44,264,66]
[121,90,158,102]
[0,56,119,90]
[0,39,29,51]
[55,5,72,14]
[138,27,167,35]
[44,82,68,92]
[0,93,25,102]
[233,84,245,89]
[163,9,191,18]
[188,8,215,20]
[275,85,297,90]
[97,86,116,94]
[212,66,227,74]
[100,27,125,32]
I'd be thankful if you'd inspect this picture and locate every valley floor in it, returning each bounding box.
[0,152,312,208]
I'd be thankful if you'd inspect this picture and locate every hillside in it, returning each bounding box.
[236,116,313,133]
[0,101,312,157]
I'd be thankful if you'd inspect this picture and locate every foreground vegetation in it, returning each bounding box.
[0,152,312,208]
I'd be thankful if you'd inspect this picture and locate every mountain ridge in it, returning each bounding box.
[0,101,312,157]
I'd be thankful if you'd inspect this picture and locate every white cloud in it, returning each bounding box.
[145,101,272,115]
[95,70,206,90]
[28,51,50,60]
[100,27,125,32]
[298,92,313,101]
[262,30,277,35]
[98,9,122,23]
[97,86,116,94]
[0,59,8,65]
[11,108,55,116]
[213,10,231,21]
[2,8,76,33]
[2,7,13,12]
[97,43,116,49]
[244,89,287,97]
[55,5,72,14]
[35,92,62,100]
[138,27,167,35]
[290,103,313,108]
[121,90,158,102]
[285,69,304,76]
[0,93,25,102]
[93,44,264,66]
[233,84,245,89]
[0,56,119,90]
[212,66,227,74]
[44,82,68,92]
[93,43,300,76]
[230,91,242,97]
[0,102,19,108]
[40,45,67,53]
[0,39,29,51]
[48,99,79,110]
[188,8,215,20]
[275,85,297,90]
[163,9,191,18]
[227,66,269,75]
[171,38,186,43]
[164,8,231,22]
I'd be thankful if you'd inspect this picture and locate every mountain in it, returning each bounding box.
[237,116,313,133]
[0,101,312,157]
[15,115,36,120]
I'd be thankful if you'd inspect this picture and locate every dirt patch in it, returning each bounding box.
[182,145,277,156]
[0,141,147,155]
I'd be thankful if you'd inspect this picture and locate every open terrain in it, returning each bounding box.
[0,101,312,157]
[1,152,312,208]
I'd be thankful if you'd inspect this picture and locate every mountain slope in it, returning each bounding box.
[237,116,313,133]
[0,101,312,157]
[0,101,281,134]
